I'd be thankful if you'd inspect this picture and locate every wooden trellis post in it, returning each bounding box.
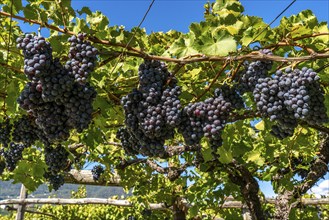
[15,184,27,220]
[242,207,252,220]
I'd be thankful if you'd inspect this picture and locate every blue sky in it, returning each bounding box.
[12,0,329,197]
[70,0,329,32]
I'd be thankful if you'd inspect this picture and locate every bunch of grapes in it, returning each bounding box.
[65,33,98,84]
[237,49,273,93]
[162,84,182,127]
[252,66,328,139]
[253,77,283,121]
[12,115,44,146]
[270,120,297,139]
[178,102,206,146]
[119,60,182,157]
[44,144,69,175]
[215,84,244,110]
[202,95,232,145]
[59,82,97,133]
[2,142,26,171]
[16,33,98,144]
[0,119,12,148]
[42,144,70,191]
[178,84,241,149]
[43,172,65,191]
[16,34,52,80]
[34,103,70,142]
[278,67,328,125]
[17,81,44,112]
[91,165,105,181]
[138,60,168,101]
[116,128,140,155]
[40,58,74,102]
[120,90,158,156]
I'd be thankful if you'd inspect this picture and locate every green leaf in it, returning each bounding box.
[87,11,110,30]
[164,33,199,57]
[77,6,92,16]
[212,0,244,17]
[217,147,233,164]
[196,30,237,56]
[201,146,213,162]
[189,205,199,217]
[23,5,38,20]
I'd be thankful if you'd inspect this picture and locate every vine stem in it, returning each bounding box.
[100,49,329,65]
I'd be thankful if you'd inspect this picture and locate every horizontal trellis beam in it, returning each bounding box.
[0,198,167,210]
[1,198,328,210]
[64,169,121,186]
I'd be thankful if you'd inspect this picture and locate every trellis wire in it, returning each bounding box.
[108,0,156,78]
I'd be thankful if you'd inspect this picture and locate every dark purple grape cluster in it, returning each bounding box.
[202,95,232,142]
[65,33,98,84]
[2,142,26,171]
[40,58,74,102]
[215,84,244,110]
[16,34,98,143]
[42,144,70,191]
[34,103,70,142]
[0,119,12,148]
[278,67,328,125]
[237,49,273,93]
[253,66,328,139]
[138,60,169,101]
[44,144,69,175]
[119,60,182,157]
[178,87,236,149]
[12,115,43,146]
[253,77,282,120]
[162,84,182,127]
[16,34,52,80]
[17,81,44,111]
[91,165,105,181]
[270,122,296,139]
[178,102,206,145]
[116,128,140,155]
[59,82,97,133]
[44,172,65,191]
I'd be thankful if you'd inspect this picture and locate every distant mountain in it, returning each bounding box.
[0,180,127,200]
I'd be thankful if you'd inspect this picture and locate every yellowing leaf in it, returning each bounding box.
[255,120,265,130]
[245,151,265,166]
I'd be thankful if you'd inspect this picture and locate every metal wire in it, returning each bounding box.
[108,0,156,78]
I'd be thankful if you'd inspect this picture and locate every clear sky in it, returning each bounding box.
[69,0,329,33]
[13,0,329,197]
